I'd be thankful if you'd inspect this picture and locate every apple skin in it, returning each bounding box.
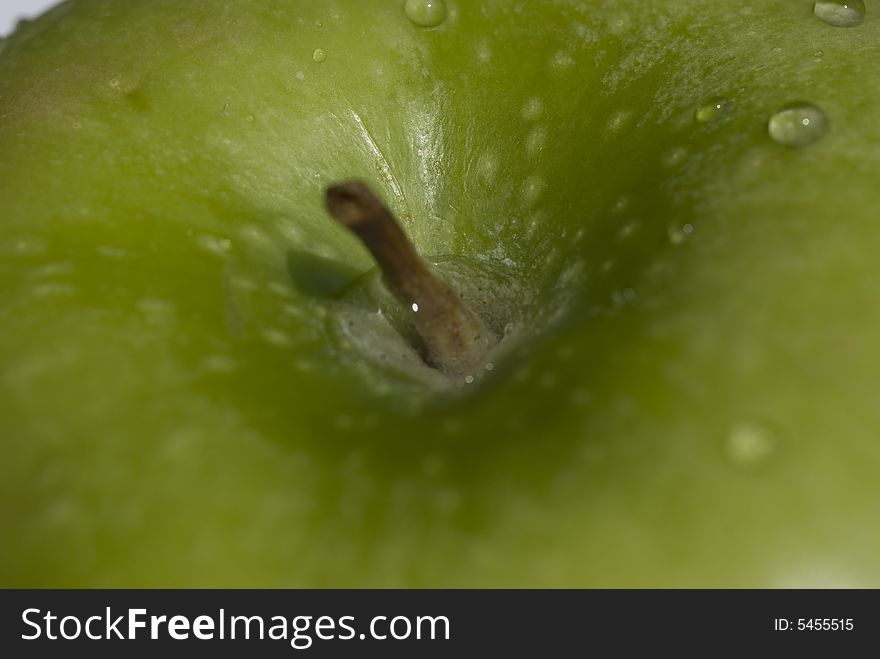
[2,0,880,587]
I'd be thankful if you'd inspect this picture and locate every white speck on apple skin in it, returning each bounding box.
[549,50,575,72]
[617,221,641,241]
[605,109,633,136]
[5,235,47,257]
[520,176,547,208]
[475,39,492,64]
[662,146,688,168]
[521,97,544,122]
[475,153,499,183]
[724,422,779,470]
[525,126,547,160]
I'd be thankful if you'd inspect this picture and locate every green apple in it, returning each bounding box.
[2,0,880,587]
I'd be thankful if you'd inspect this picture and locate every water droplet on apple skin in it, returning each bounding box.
[312,48,326,63]
[609,196,630,215]
[768,103,829,147]
[617,221,640,240]
[695,98,734,124]
[404,0,447,28]
[814,0,866,27]
[724,421,779,470]
[667,222,695,246]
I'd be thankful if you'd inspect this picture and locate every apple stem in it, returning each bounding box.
[325,181,492,377]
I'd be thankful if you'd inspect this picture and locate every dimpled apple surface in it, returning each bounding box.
[2,0,879,587]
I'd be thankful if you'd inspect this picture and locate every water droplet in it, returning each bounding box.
[294,71,305,81]
[768,103,829,146]
[618,221,640,240]
[814,0,865,27]
[404,0,447,27]
[411,302,419,312]
[725,422,779,469]
[667,222,695,245]
[312,48,326,63]
[611,196,630,214]
[245,114,255,122]
[695,97,734,124]
[464,375,475,384]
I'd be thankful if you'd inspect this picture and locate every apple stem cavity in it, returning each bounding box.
[325,181,493,378]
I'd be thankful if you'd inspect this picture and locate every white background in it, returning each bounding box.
[1,0,61,37]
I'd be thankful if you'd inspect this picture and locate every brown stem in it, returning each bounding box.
[325,180,491,376]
